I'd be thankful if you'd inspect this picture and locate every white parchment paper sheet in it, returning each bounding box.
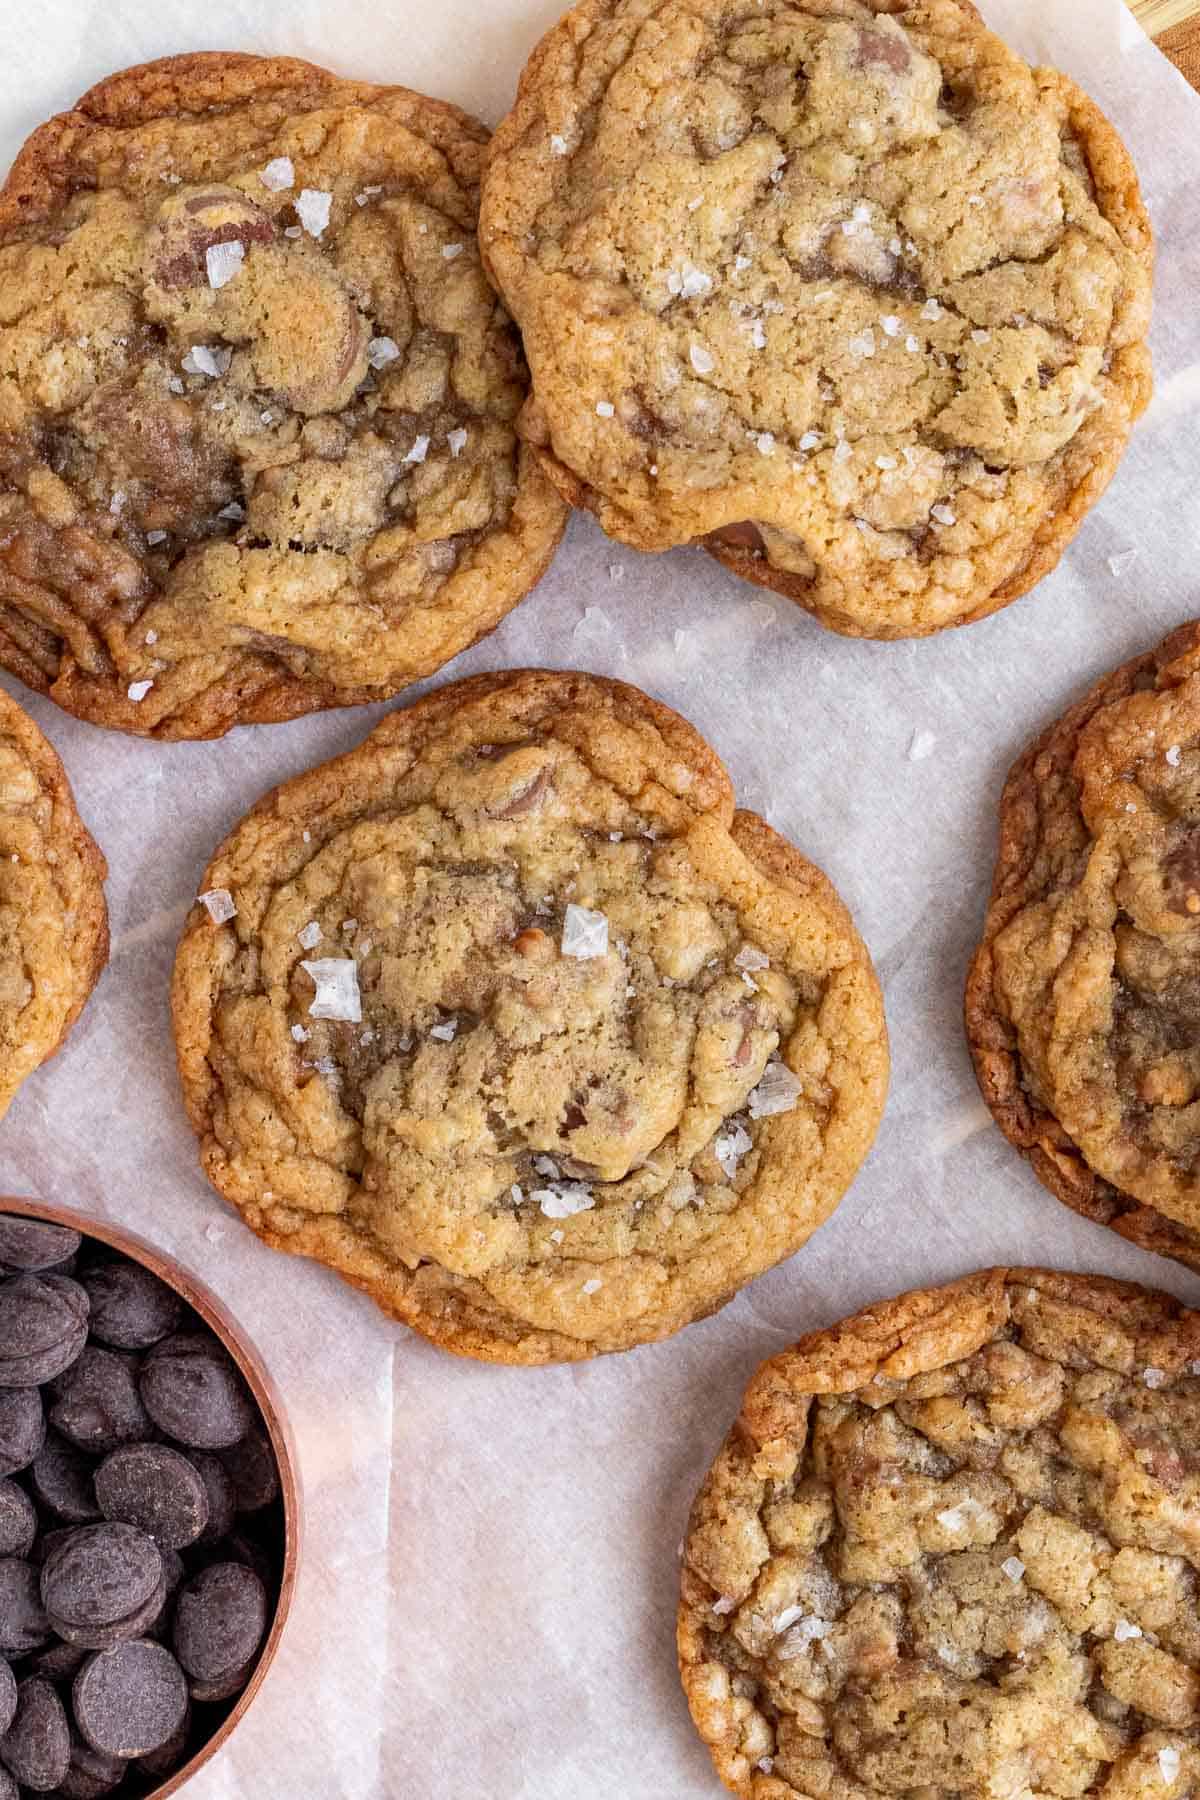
[3,2,1200,1793]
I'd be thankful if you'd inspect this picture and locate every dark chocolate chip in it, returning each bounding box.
[0,1660,14,1738]
[133,1701,190,1778]
[29,1640,86,1683]
[51,1732,126,1800]
[139,1336,252,1449]
[0,1386,45,1475]
[95,1444,209,1551]
[0,1677,69,1789]
[186,1656,257,1702]
[219,1529,275,1592]
[0,1278,89,1389]
[73,1640,188,1759]
[172,1562,266,1684]
[191,1453,235,1544]
[49,1349,150,1456]
[40,1526,163,1649]
[0,1559,52,1653]
[0,1220,81,1274]
[0,1483,36,1559]
[218,1428,279,1512]
[79,1265,181,1352]
[0,1766,13,1800]
[30,1434,100,1524]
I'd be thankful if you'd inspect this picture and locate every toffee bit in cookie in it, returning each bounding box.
[367,336,400,369]
[297,922,322,951]
[295,187,332,238]
[561,905,608,960]
[748,1061,802,1119]
[198,889,237,926]
[126,682,153,704]
[205,240,244,289]
[535,1185,594,1221]
[259,156,294,192]
[299,959,362,1024]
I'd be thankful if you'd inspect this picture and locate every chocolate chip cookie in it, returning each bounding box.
[481,0,1153,638]
[171,669,888,1363]
[967,624,1200,1275]
[680,1267,1200,1798]
[0,54,567,739]
[0,689,107,1122]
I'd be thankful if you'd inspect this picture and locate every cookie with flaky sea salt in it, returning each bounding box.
[0,689,107,1122]
[171,669,888,1363]
[0,54,566,740]
[967,621,1200,1277]
[480,0,1153,639]
[680,1267,1200,1799]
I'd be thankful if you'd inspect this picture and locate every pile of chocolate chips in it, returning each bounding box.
[0,1216,283,1797]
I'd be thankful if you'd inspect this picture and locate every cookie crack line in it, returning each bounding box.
[171,668,888,1363]
[0,51,567,738]
[480,0,1153,637]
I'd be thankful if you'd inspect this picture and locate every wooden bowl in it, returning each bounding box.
[0,1194,301,1797]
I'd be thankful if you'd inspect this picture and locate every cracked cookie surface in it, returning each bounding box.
[480,0,1152,638]
[680,1268,1200,1799]
[171,669,887,1362]
[0,688,108,1122]
[0,53,566,739]
[968,623,1200,1278]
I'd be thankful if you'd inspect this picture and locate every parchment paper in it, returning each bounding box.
[2,3,1200,1793]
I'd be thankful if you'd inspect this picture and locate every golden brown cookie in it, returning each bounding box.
[680,1267,1200,1799]
[171,669,888,1362]
[0,689,108,1121]
[0,54,567,739]
[967,623,1200,1276]
[480,0,1153,639]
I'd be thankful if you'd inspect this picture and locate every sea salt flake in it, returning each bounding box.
[758,1760,774,1775]
[674,263,712,299]
[1144,1365,1167,1387]
[296,188,332,238]
[1159,1746,1181,1783]
[880,315,901,337]
[404,435,431,465]
[181,345,229,378]
[734,255,752,272]
[430,1020,458,1042]
[687,194,704,211]
[1001,1556,1025,1583]
[198,888,236,925]
[562,904,608,959]
[967,194,984,208]
[127,680,153,703]
[447,428,468,457]
[536,1184,594,1220]
[301,958,362,1023]
[550,134,569,155]
[876,455,897,470]
[367,336,401,369]
[799,431,822,451]
[534,1157,561,1178]
[712,1596,736,1616]
[931,503,957,526]
[311,1058,338,1076]
[144,630,158,645]
[355,185,383,206]
[284,225,302,238]
[888,235,903,255]
[581,1278,602,1295]
[971,328,991,343]
[774,1606,805,1633]
[298,921,322,950]
[218,501,245,523]
[168,376,185,394]
[714,1122,753,1179]
[748,319,767,350]
[1114,1619,1143,1641]
[909,729,936,762]
[109,491,126,514]
[441,242,464,260]
[1166,747,1182,768]
[754,432,775,457]
[549,1228,564,1243]
[146,530,168,546]
[848,330,876,358]
[905,335,921,353]
[749,1061,802,1119]
[596,400,615,417]
[921,298,942,321]
[833,439,852,464]
[735,945,770,972]
[689,343,715,375]
[260,157,294,192]
[1108,547,1139,578]
[291,1024,310,1043]
[206,240,244,288]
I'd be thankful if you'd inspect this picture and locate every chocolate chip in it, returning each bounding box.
[0,1220,81,1273]
[0,1661,14,1739]
[79,1265,181,1352]
[53,1733,126,1799]
[172,1562,266,1684]
[30,1434,100,1524]
[139,1335,253,1449]
[0,1386,45,1475]
[73,1640,188,1758]
[0,1766,14,1800]
[186,1656,258,1702]
[29,1640,86,1683]
[0,1677,69,1789]
[0,1277,89,1388]
[134,1702,190,1778]
[0,1559,52,1652]
[0,1482,36,1558]
[49,1349,150,1455]
[218,1428,280,1513]
[219,1529,275,1592]
[95,1445,209,1550]
[40,1525,164,1649]
[191,1452,236,1543]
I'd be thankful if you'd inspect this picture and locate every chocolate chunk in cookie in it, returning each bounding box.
[172,668,888,1361]
[482,0,1152,638]
[680,1269,1200,1797]
[967,622,1200,1272]
[0,696,107,1123]
[0,52,566,739]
